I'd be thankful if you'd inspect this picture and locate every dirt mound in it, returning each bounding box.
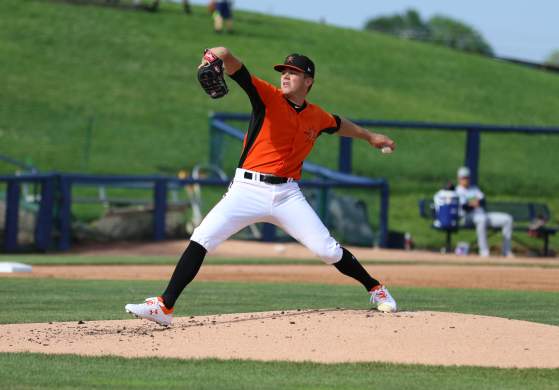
[1,310,558,368]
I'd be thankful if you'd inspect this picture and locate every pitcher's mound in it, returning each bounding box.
[1,310,558,368]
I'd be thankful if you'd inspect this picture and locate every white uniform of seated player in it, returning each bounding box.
[455,167,513,257]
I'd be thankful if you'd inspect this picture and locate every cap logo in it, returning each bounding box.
[275,54,314,77]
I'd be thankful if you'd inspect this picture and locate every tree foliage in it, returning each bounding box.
[364,9,430,41]
[545,50,559,66]
[428,16,493,56]
[364,9,493,56]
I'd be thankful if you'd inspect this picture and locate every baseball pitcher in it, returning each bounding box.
[125,47,398,326]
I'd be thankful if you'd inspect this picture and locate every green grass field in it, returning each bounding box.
[1,274,559,389]
[1,353,558,390]
[1,0,559,250]
[2,277,559,326]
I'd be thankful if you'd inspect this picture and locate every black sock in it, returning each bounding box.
[161,241,207,309]
[333,247,380,291]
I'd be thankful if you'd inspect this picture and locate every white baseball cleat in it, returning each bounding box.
[125,296,174,326]
[369,285,397,313]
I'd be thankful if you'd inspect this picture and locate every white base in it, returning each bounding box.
[0,262,33,273]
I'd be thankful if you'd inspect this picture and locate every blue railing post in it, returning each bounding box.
[209,114,224,170]
[338,137,352,174]
[378,181,389,248]
[35,176,55,251]
[153,179,167,241]
[58,177,72,251]
[4,180,21,252]
[464,129,480,185]
[261,223,277,242]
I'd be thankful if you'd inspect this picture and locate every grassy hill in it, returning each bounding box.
[2,0,559,249]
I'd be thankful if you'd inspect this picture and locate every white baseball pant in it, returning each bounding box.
[467,210,513,256]
[190,169,343,264]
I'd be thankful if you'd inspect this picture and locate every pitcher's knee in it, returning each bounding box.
[311,237,343,264]
[190,227,219,252]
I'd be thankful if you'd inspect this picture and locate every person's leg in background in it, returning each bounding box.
[217,1,233,32]
[472,212,490,257]
[487,212,514,256]
[224,16,233,32]
[213,11,224,32]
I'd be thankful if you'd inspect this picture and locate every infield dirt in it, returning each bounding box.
[7,263,559,291]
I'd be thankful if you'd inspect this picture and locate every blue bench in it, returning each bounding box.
[418,199,557,256]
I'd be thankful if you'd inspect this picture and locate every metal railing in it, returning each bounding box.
[0,174,56,252]
[1,173,388,251]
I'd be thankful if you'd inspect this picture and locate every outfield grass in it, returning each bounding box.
[1,0,559,251]
[1,353,558,390]
[1,278,559,325]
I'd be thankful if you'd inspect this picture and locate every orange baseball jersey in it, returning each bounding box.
[230,65,341,180]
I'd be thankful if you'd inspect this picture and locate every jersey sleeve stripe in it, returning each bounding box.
[319,114,342,135]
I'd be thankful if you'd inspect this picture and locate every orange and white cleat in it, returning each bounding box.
[125,297,174,326]
[369,285,397,313]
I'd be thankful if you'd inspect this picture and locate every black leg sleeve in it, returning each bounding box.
[161,241,207,309]
[333,247,380,292]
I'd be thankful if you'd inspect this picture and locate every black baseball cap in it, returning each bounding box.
[274,54,315,78]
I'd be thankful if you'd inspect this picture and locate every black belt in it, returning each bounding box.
[244,171,289,184]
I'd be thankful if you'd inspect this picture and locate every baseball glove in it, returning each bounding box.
[198,49,228,99]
